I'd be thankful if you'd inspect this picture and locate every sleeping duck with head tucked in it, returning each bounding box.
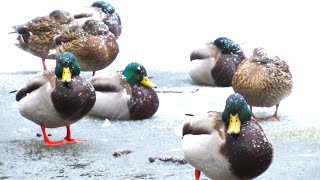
[189,37,246,87]
[73,1,122,39]
[53,19,119,76]
[182,93,273,180]
[88,62,159,120]
[232,47,293,121]
[15,52,96,146]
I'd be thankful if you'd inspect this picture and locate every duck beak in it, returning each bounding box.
[141,76,156,88]
[227,113,241,135]
[62,67,72,82]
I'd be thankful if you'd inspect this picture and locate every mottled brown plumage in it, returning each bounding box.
[54,19,119,75]
[232,47,293,120]
[14,10,78,70]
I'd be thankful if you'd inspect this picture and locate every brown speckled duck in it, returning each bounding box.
[189,37,246,87]
[13,10,78,70]
[232,47,293,121]
[15,52,96,146]
[88,62,159,120]
[73,1,122,39]
[54,19,119,76]
[182,93,273,180]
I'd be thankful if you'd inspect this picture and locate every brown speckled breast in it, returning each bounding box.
[102,12,122,39]
[222,121,273,179]
[51,76,96,121]
[211,54,245,87]
[127,85,159,120]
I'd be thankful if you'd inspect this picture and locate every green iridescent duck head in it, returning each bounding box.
[213,37,244,56]
[222,93,252,136]
[55,52,81,82]
[122,62,156,88]
[92,1,115,14]
[91,1,107,7]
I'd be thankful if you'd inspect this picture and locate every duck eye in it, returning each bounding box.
[134,69,141,74]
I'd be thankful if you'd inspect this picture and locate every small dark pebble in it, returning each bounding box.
[112,150,133,157]
[148,157,187,164]
[36,133,52,137]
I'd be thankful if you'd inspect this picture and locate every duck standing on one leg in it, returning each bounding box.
[13,10,78,71]
[189,37,246,87]
[232,47,293,121]
[15,52,96,146]
[88,62,159,120]
[182,93,273,180]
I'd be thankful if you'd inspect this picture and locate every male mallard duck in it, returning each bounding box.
[54,19,119,76]
[182,93,273,180]
[13,10,78,70]
[15,52,96,146]
[232,47,293,121]
[189,37,246,87]
[88,62,159,120]
[73,1,122,39]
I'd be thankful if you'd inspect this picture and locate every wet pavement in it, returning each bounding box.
[1,69,320,179]
[1,0,320,179]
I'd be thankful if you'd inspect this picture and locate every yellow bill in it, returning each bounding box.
[141,76,156,88]
[62,67,72,82]
[227,113,241,135]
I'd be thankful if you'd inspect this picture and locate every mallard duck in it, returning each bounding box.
[232,47,293,121]
[88,62,159,120]
[54,19,119,76]
[182,93,273,180]
[73,1,122,39]
[15,52,96,146]
[13,10,78,71]
[189,37,246,87]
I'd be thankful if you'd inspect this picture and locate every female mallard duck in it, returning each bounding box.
[73,1,122,39]
[189,37,246,87]
[54,19,119,76]
[88,62,159,120]
[15,52,96,146]
[232,47,293,121]
[182,93,273,180]
[13,10,78,71]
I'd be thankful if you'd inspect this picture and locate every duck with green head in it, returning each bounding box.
[232,47,293,121]
[15,52,96,146]
[54,19,119,76]
[13,10,78,71]
[189,37,246,87]
[73,1,122,39]
[88,62,159,120]
[182,93,273,180]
